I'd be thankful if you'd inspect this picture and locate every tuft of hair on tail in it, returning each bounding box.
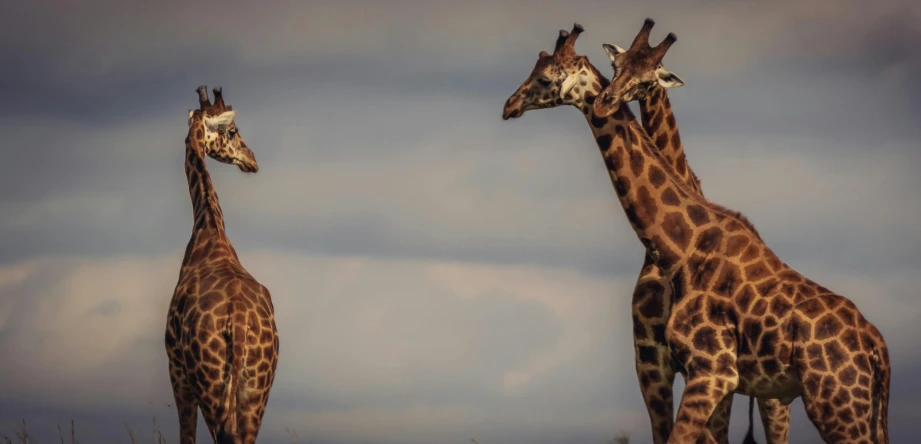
[216,324,244,444]
[741,396,759,444]
[870,345,890,444]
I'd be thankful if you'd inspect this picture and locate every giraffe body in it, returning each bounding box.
[165,86,279,444]
[588,20,890,444]
[502,24,789,443]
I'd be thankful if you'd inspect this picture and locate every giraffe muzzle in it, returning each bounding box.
[502,105,523,120]
[502,94,525,120]
[235,160,259,173]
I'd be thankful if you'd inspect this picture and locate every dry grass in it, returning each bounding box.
[609,430,631,444]
[2,420,77,444]
[1,419,75,444]
[2,417,630,444]
[0,417,157,444]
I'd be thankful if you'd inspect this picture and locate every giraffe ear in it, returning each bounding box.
[204,110,236,130]
[602,43,626,63]
[188,110,194,126]
[560,74,578,99]
[656,67,685,89]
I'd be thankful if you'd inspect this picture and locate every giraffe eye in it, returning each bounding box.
[537,77,552,87]
[228,129,237,138]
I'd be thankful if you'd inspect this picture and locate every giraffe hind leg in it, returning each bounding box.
[229,315,278,444]
[741,397,791,444]
[192,329,240,444]
[799,378,874,443]
[238,391,269,444]
[196,365,237,444]
[223,356,276,444]
[237,337,279,444]
[756,398,790,444]
[167,358,199,444]
[792,294,878,443]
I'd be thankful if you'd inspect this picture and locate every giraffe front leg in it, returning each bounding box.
[698,394,734,444]
[666,297,739,444]
[668,365,739,444]
[668,372,738,444]
[631,259,677,444]
[756,398,790,444]
[634,335,677,444]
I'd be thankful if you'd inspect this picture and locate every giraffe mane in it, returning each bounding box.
[702,195,763,241]
[636,126,764,241]
[683,166,757,240]
[688,168,701,187]
[581,57,610,89]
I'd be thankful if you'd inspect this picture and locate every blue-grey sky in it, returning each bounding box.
[1,1,920,443]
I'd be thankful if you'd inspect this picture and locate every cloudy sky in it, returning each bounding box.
[1,0,920,443]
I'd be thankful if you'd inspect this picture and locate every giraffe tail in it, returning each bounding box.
[741,396,759,444]
[870,340,890,444]
[216,320,247,444]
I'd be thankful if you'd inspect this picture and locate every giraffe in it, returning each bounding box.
[587,21,890,443]
[164,86,280,444]
[501,22,787,444]
[604,23,791,444]
[603,28,791,444]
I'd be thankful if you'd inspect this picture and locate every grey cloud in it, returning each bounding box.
[85,299,122,317]
[0,253,641,444]
[0,90,652,276]
[3,87,918,279]
[3,1,921,442]
[6,0,918,69]
[669,65,921,148]
[0,51,528,124]
[4,0,921,131]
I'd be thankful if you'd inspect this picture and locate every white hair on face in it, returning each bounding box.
[204,110,236,131]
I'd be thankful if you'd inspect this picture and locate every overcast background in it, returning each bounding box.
[1,1,920,443]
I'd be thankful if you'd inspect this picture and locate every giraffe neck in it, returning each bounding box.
[183,124,234,260]
[572,63,758,274]
[638,87,702,194]
[596,109,699,271]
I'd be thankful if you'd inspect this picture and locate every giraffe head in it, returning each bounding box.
[502,23,597,119]
[187,85,258,173]
[592,19,685,118]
